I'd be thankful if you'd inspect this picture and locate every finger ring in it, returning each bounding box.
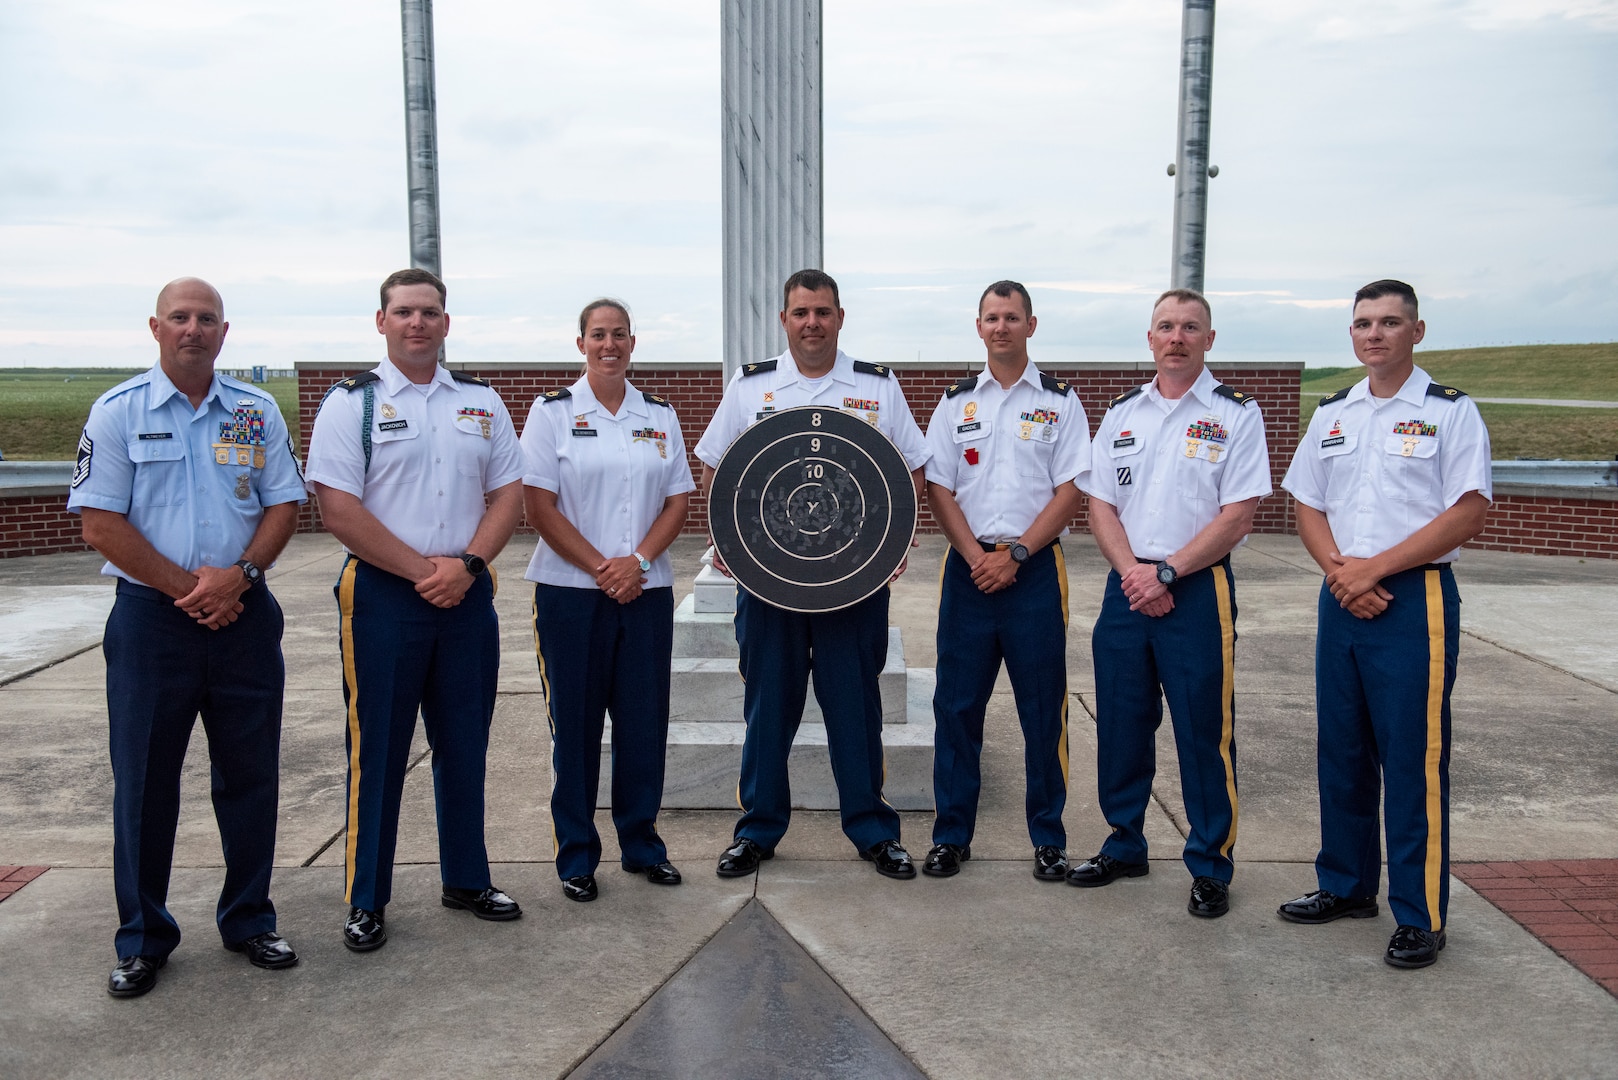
[609,588,617,595]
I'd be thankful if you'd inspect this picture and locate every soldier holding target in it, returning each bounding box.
[695,269,930,881]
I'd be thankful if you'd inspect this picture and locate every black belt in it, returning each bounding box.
[979,539,1056,554]
[116,576,263,601]
[1135,554,1231,570]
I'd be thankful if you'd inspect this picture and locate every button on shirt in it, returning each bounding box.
[303,360,525,557]
[1081,367,1272,559]
[923,363,1092,542]
[520,377,696,589]
[694,349,930,474]
[67,366,307,584]
[1283,365,1492,563]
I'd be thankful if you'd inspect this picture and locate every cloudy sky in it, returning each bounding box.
[2,0,1614,372]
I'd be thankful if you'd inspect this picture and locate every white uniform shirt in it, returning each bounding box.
[519,376,696,589]
[304,359,525,557]
[1283,365,1492,563]
[923,362,1092,543]
[1081,366,1272,560]
[695,348,930,472]
[67,365,307,584]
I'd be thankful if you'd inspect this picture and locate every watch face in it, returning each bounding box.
[1157,564,1175,584]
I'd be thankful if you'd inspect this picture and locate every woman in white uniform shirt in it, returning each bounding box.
[521,299,694,901]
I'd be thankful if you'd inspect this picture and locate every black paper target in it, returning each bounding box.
[709,406,918,612]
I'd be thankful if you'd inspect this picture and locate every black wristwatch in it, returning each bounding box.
[460,553,487,577]
[1009,542,1030,565]
[1155,561,1178,586]
[234,559,262,586]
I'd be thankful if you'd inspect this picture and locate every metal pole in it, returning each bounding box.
[401,0,442,279]
[721,0,823,379]
[1169,0,1215,292]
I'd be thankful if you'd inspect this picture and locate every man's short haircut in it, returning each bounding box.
[1152,288,1211,323]
[979,280,1033,317]
[579,297,632,336]
[380,267,447,311]
[1353,279,1419,319]
[782,269,840,311]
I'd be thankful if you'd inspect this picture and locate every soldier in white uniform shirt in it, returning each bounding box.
[694,269,931,882]
[1278,279,1491,970]
[1070,289,1271,921]
[305,268,526,954]
[920,280,1089,882]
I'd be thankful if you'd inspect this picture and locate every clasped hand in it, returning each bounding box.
[1119,562,1174,618]
[1325,553,1394,620]
[595,555,646,604]
[175,565,248,630]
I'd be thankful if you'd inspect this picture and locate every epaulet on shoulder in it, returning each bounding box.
[741,359,778,377]
[449,371,487,387]
[852,360,892,378]
[98,372,149,405]
[945,374,979,398]
[330,371,381,392]
[1426,382,1466,400]
[1108,385,1144,410]
[1213,384,1257,406]
[539,388,572,404]
[1318,386,1351,407]
[218,373,254,392]
[643,392,673,409]
[1040,373,1073,396]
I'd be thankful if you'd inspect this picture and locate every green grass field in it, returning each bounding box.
[0,370,299,461]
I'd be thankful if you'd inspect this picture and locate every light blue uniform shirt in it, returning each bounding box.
[67,364,307,585]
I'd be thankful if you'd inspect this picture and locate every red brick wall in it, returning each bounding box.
[0,493,94,558]
[1467,492,1618,560]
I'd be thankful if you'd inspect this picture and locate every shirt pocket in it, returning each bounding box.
[1174,440,1224,503]
[126,437,186,507]
[1015,429,1058,479]
[1381,435,1440,503]
[368,421,423,486]
[1105,437,1145,497]
[454,423,490,479]
[1318,434,1359,506]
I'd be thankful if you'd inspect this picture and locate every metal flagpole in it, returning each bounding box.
[1168,0,1217,292]
[401,0,442,280]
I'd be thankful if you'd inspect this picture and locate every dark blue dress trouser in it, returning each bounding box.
[533,584,673,879]
[733,587,900,852]
[335,557,497,911]
[931,542,1070,849]
[105,578,283,959]
[1314,565,1458,932]
[1092,559,1241,882]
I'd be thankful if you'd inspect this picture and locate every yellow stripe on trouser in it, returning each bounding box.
[338,558,363,904]
[1211,565,1239,860]
[1054,543,1071,784]
[1423,570,1446,931]
[532,591,560,859]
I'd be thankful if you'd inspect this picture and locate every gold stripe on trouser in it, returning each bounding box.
[1211,565,1240,860]
[337,558,363,904]
[1054,543,1071,784]
[1423,570,1446,931]
[531,591,560,858]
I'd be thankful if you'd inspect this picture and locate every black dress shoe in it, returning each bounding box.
[1385,925,1446,969]
[562,875,598,902]
[1032,845,1068,882]
[442,886,523,921]
[225,931,299,969]
[1188,876,1230,918]
[716,837,774,878]
[343,906,387,952]
[1277,889,1379,924]
[623,861,683,885]
[860,839,916,880]
[107,954,165,998]
[922,843,970,878]
[1065,852,1150,887]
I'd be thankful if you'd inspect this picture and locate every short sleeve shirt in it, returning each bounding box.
[66,365,307,584]
[1080,366,1272,560]
[1283,365,1492,563]
[519,376,696,589]
[694,349,930,473]
[923,362,1092,543]
[303,359,525,557]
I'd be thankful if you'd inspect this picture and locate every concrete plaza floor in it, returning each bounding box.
[0,532,1615,1078]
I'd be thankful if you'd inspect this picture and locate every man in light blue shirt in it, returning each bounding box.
[69,277,306,998]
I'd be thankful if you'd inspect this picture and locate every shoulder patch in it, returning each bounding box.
[331,372,381,392]
[1108,386,1144,410]
[1317,387,1351,407]
[1426,382,1466,400]
[1040,373,1074,396]
[945,375,979,398]
[741,359,779,377]
[1213,384,1257,406]
[643,392,673,409]
[852,360,892,378]
[539,388,573,404]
